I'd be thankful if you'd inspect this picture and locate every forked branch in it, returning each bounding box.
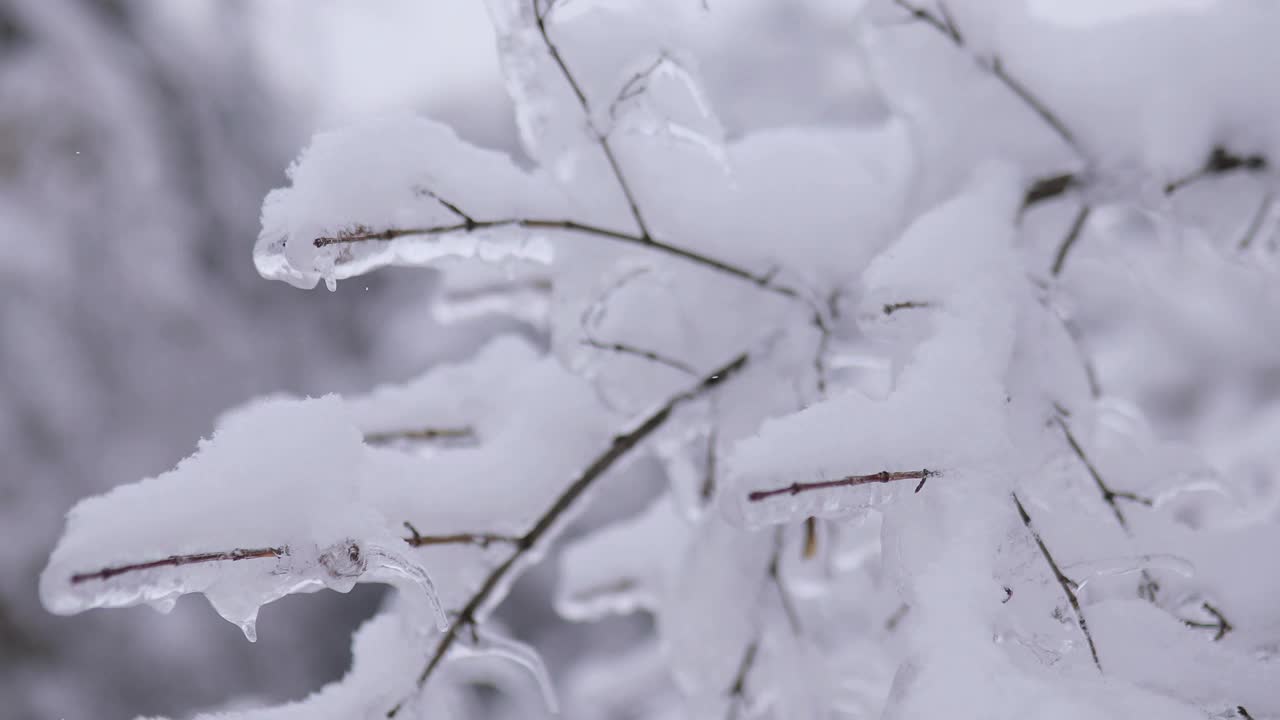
[386,351,750,716]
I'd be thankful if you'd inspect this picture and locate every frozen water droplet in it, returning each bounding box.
[324,276,337,292]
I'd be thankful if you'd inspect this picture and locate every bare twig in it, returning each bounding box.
[70,547,287,585]
[365,427,476,446]
[725,640,759,720]
[769,527,803,635]
[1050,204,1092,277]
[1022,172,1079,211]
[1054,416,1152,531]
[748,469,937,503]
[582,338,697,375]
[700,425,718,501]
[534,0,652,240]
[891,0,1080,156]
[882,300,933,316]
[387,352,750,716]
[1237,706,1256,720]
[402,522,519,550]
[1012,492,1101,671]
[1181,601,1234,641]
[1164,146,1268,195]
[1239,192,1274,251]
[314,217,800,302]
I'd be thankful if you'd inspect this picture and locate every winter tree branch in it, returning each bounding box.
[386,351,750,716]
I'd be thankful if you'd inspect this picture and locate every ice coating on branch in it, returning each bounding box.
[255,114,563,290]
[451,623,561,714]
[40,397,389,636]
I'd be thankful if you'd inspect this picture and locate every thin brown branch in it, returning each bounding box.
[1050,204,1092,277]
[1237,706,1256,720]
[1164,146,1268,195]
[1054,416,1152,531]
[1239,192,1273,251]
[314,217,800,302]
[769,527,803,635]
[748,469,938,503]
[401,522,519,550]
[883,300,933,316]
[69,546,287,585]
[387,352,750,716]
[581,338,697,375]
[1012,492,1101,671]
[535,0,652,240]
[1182,601,1234,641]
[1022,172,1078,211]
[892,0,1080,156]
[725,640,759,720]
[364,427,476,446]
[700,425,718,502]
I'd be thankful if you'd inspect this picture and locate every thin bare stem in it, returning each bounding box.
[1054,416,1152,531]
[1164,146,1268,195]
[582,338,697,375]
[769,527,803,635]
[748,469,937,503]
[402,522,519,550]
[387,352,749,716]
[1012,492,1101,671]
[724,640,759,720]
[1022,172,1079,211]
[69,547,287,585]
[535,0,652,240]
[1182,601,1234,641]
[891,0,1080,157]
[364,427,475,446]
[1239,192,1274,251]
[883,300,933,316]
[314,217,800,302]
[1050,204,1092,277]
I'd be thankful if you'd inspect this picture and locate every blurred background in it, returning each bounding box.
[0,1,512,717]
[0,2,871,717]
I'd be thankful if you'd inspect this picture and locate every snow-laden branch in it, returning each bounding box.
[386,350,749,716]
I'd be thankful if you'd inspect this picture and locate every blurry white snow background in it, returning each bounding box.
[0,1,507,718]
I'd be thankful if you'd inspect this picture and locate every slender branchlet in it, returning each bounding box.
[70,547,287,585]
[748,469,938,503]
[535,0,652,241]
[882,300,933,316]
[701,425,719,502]
[386,352,750,717]
[1164,146,1268,195]
[315,218,800,302]
[769,527,803,635]
[1053,416,1152,531]
[1237,706,1256,720]
[1050,204,1092,277]
[1182,601,1234,641]
[401,522,519,550]
[1012,492,1102,671]
[413,186,479,230]
[1238,192,1274,251]
[581,338,697,375]
[364,427,476,446]
[724,640,759,720]
[1022,172,1079,211]
[891,0,1080,157]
